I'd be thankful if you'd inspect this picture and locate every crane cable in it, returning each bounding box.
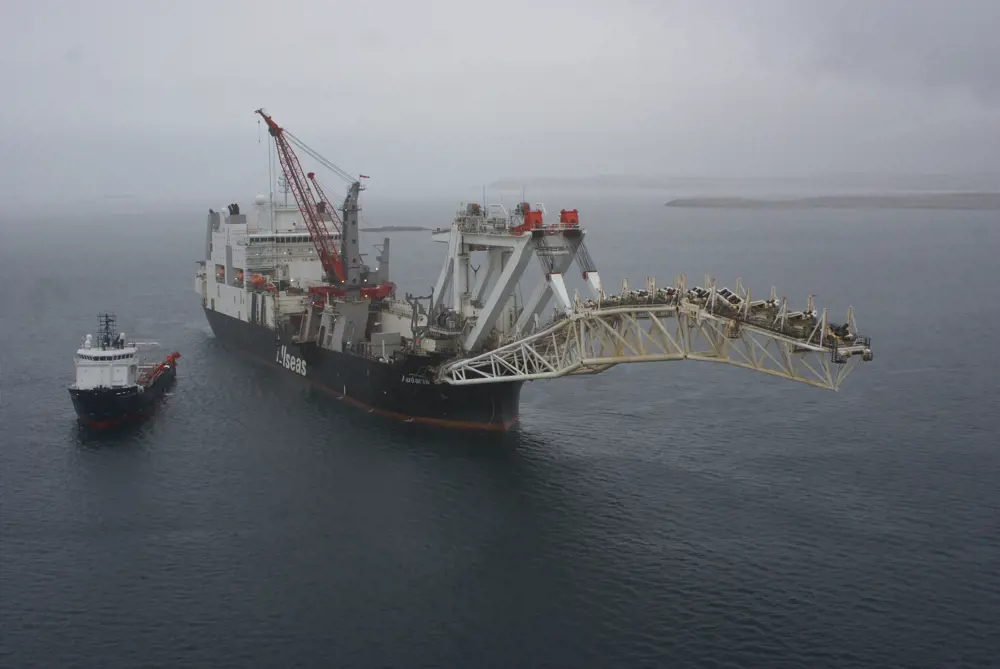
[284,130,357,185]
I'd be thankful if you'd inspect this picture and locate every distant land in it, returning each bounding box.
[664,193,1000,210]
[360,225,430,232]
[490,174,674,190]
[489,172,1000,193]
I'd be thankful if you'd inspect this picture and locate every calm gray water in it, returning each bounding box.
[1,194,998,668]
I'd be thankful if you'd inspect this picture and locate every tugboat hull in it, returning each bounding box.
[69,364,176,429]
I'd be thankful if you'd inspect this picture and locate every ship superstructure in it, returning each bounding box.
[195,109,875,431]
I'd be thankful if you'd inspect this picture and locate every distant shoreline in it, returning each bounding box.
[360,226,430,232]
[664,193,1000,210]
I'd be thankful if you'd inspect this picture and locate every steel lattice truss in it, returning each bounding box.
[437,299,874,390]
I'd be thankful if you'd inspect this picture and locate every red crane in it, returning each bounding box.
[255,109,344,284]
[307,171,343,240]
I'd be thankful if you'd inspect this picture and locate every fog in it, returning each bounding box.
[1,0,998,212]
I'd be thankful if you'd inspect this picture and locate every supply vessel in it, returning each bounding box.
[195,109,875,431]
[69,314,180,428]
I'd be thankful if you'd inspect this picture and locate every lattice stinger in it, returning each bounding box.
[437,274,874,390]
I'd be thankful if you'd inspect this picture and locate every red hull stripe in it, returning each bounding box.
[81,413,145,429]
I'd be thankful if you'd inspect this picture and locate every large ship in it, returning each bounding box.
[69,314,181,429]
[195,109,875,431]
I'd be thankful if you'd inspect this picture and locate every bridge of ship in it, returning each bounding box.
[422,202,874,390]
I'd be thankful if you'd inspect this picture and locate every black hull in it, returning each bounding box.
[69,365,177,429]
[203,307,522,431]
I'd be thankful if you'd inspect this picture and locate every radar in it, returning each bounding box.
[254,194,268,205]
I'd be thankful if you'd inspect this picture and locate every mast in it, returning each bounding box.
[97,313,117,349]
[341,181,364,292]
[267,127,275,230]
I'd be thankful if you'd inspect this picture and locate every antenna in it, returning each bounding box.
[97,313,118,349]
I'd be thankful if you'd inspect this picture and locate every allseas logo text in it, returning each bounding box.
[276,345,307,376]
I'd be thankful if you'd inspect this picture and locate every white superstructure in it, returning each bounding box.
[72,332,138,390]
[197,202,314,322]
[195,200,357,325]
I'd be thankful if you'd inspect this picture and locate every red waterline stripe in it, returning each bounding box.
[309,378,519,432]
[81,413,145,429]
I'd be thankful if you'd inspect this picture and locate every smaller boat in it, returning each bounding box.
[69,313,180,429]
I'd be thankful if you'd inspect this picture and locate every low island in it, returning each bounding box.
[664,192,1000,210]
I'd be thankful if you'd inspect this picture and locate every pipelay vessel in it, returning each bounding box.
[195,109,875,431]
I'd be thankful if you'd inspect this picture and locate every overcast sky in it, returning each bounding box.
[1,0,998,207]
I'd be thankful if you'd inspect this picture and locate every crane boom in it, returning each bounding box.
[307,172,343,238]
[254,109,344,284]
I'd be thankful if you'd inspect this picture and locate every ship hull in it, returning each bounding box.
[203,307,522,431]
[69,365,177,429]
